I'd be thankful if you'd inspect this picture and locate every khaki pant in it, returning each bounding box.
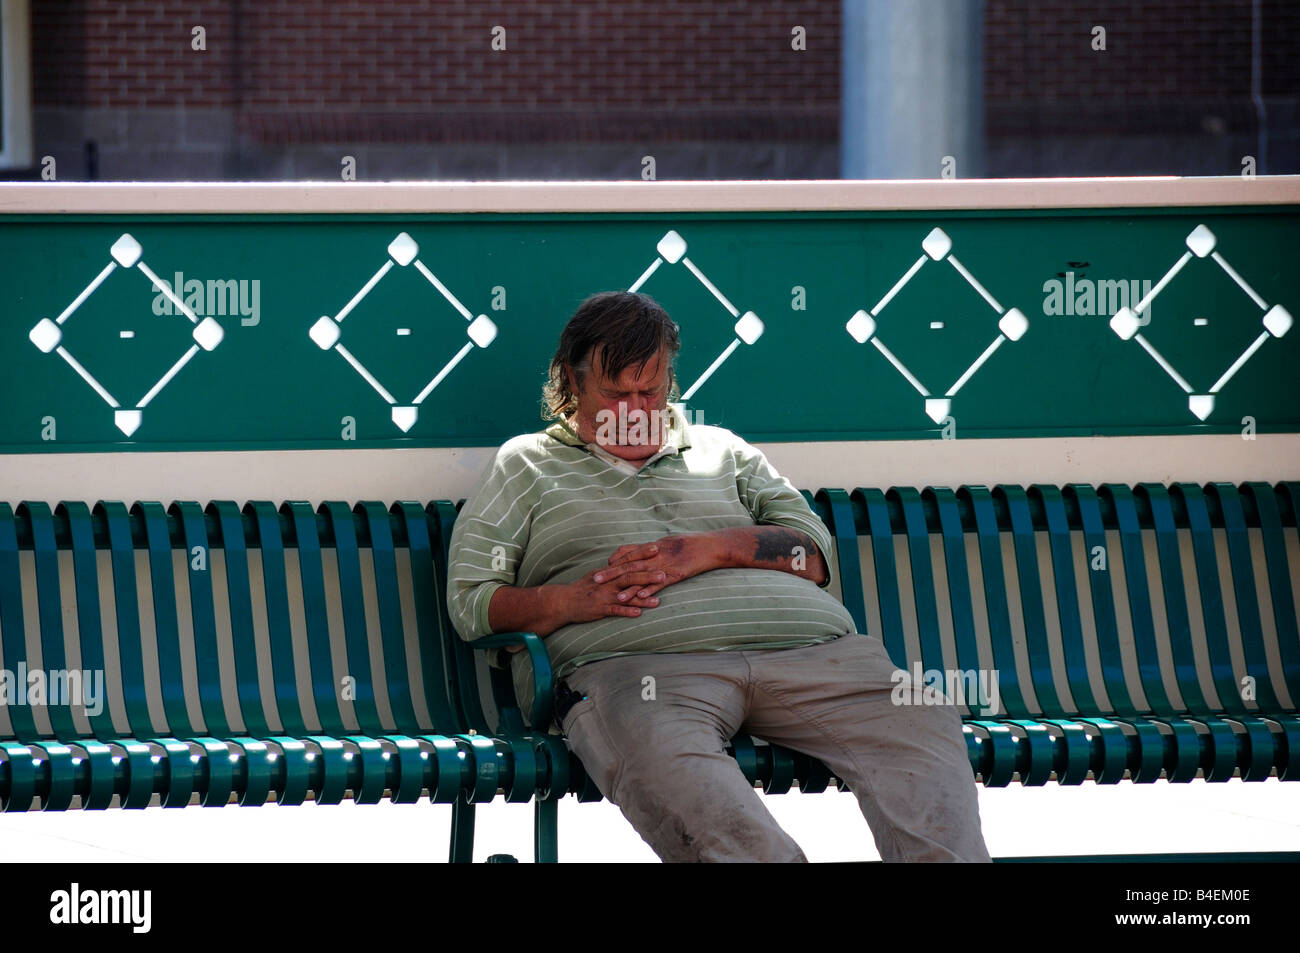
[559,634,991,862]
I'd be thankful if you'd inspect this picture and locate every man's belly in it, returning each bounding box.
[541,568,859,677]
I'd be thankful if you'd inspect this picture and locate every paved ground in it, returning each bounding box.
[6,777,1298,862]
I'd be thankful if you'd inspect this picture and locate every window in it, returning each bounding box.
[0,0,32,171]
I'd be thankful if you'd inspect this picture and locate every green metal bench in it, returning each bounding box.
[2,482,1297,862]
[813,483,1299,790]
[0,500,569,862]
[457,481,1300,860]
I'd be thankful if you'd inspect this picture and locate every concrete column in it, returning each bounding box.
[842,0,984,179]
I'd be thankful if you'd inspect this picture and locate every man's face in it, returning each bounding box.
[568,346,671,462]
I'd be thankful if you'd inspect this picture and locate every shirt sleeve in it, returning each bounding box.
[445,442,535,640]
[730,434,837,590]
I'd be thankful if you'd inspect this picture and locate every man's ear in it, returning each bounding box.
[567,348,598,404]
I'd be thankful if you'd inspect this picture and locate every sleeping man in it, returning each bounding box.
[446,290,990,863]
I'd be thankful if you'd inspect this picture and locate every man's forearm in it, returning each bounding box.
[485,564,664,637]
[487,584,567,637]
[712,525,829,585]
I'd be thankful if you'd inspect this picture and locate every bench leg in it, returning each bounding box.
[534,797,558,863]
[450,795,475,863]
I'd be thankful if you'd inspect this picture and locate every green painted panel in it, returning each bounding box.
[2,206,1296,452]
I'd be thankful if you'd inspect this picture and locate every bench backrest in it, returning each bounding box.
[3,482,1296,748]
[0,501,465,744]
[807,482,1300,719]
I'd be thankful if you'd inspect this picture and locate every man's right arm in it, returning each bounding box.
[446,439,665,642]
[487,572,664,638]
[445,442,536,642]
[487,584,569,638]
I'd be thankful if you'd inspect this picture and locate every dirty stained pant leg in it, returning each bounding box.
[741,634,992,862]
[559,634,991,862]
[560,651,807,862]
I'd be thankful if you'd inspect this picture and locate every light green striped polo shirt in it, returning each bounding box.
[445,404,858,719]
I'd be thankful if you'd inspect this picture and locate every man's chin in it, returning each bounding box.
[596,442,660,461]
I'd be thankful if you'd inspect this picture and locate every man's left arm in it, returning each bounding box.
[717,523,829,585]
[600,525,826,592]
[598,435,834,595]
[728,437,835,586]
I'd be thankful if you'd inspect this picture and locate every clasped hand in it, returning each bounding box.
[570,532,721,623]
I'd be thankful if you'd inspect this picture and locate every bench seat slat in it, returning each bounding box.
[933,488,983,680]
[1268,715,1300,781]
[99,502,154,739]
[790,747,833,794]
[897,488,946,673]
[149,737,196,808]
[1037,486,1102,715]
[0,506,40,742]
[1105,485,1176,714]
[22,503,80,741]
[362,502,421,732]
[173,502,231,738]
[0,741,38,812]
[500,738,539,803]
[247,502,307,736]
[1151,717,1203,782]
[116,739,156,809]
[302,735,349,805]
[967,720,1017,786]
[1229,716,1278,781]
[1141,485,1210,713]
[1000,719,1055,786]
[818,489,868,636]
[341,734,390,804]
[1213,484,1283,713]
[1187,717,1243,782]
[62,502,117,740]
[188,737,235,807]
[396,503,461,730]
[966,488,1031,716]
[210,502,270,737]
[1002,487,1065,714]
[286,503,347,736]
[379,734,428,804]
[761,744,796,795]
[30,741,77,811]
[1073,717,1129,784]
[324,502,382,732]
[420,735,471,803]
[137,502,193,738]
[1040,719,1092,784]
[1071,486,1137,716]
[429,502,477,731]
[857,489,909,668]
[1110,718,1167,783]
[1177,484,1249,714]
[1246,483,1300,706]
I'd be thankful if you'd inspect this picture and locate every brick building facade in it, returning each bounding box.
[24,0,1300,180]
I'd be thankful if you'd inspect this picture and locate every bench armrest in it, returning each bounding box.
[471,632,555,730]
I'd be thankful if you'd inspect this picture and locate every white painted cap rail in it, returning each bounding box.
[1,176,1299,214]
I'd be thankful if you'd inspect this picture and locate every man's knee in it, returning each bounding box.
[639,791,808,863]
[564,693,805,861]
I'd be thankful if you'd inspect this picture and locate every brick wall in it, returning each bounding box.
[984,0,1298,135]
[35,0,840,143]
[26,0,1300,178]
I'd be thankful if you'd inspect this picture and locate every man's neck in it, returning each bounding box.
[566,412,665,463]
